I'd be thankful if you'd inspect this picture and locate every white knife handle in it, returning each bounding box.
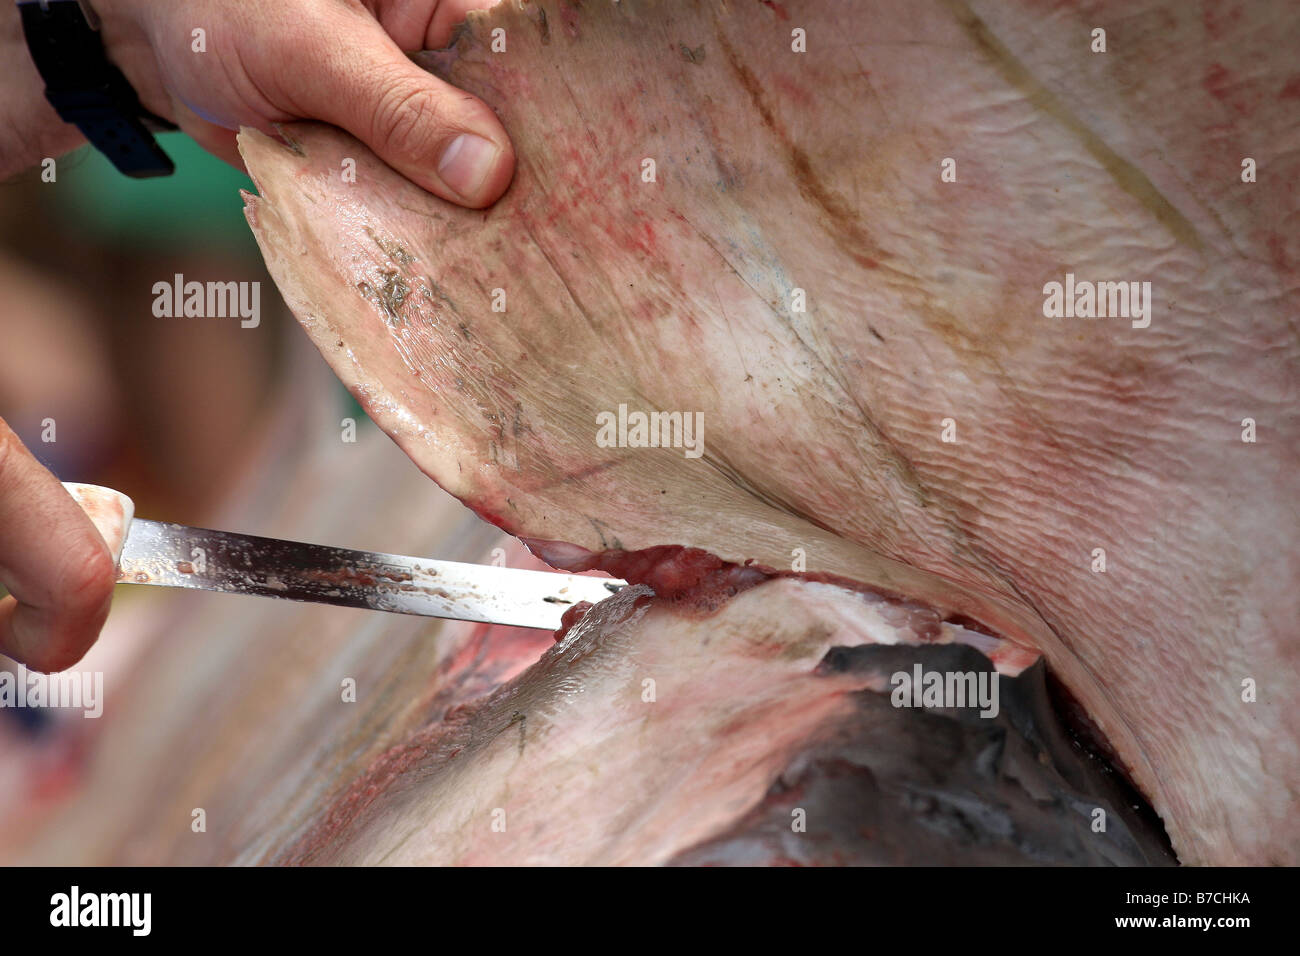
[61,482,135,566]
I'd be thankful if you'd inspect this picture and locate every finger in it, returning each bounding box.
[424,0,501,48]
[368,0,496,50]
[287,5,514,207]
[0,419,116,672]
[168,95,249,172]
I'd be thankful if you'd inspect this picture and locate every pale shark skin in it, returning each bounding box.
[236,0,1299,864]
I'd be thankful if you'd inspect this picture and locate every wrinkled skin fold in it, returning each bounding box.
[239,0,1299,864]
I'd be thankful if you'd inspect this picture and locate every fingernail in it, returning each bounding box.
[437,133,500,201]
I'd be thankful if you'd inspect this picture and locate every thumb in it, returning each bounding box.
[290,7,514,208]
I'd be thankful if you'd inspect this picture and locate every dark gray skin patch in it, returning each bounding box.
[506,711,527,756]
[271,123,305,156]
[366,228,415,267]
[358,270,412,324]
[668,645,1178,866]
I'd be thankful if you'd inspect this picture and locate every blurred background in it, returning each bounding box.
[0,132,374,835]
[4,132,297,519]
[0,131,516,864]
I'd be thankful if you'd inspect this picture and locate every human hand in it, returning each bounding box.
[95,0,515,207]
[0,418,116,672]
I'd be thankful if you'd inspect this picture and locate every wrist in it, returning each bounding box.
[2,1,86,178]
[10,0,175,178]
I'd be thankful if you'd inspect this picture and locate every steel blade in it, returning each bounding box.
[116,519,625,630]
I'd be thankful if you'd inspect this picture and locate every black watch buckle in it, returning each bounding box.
[18,0,176,177]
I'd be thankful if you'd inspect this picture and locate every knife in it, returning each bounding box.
[63,483,626,631]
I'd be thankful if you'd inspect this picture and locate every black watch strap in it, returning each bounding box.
[18,0,176,177]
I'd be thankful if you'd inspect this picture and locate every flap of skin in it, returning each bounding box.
[238,0,1063,644]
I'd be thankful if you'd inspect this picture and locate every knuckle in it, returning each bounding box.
[371,81,449,160]
[57,534,117,620]
[27,540,115,673]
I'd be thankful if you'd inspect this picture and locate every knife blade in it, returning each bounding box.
[65,483,626,630]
